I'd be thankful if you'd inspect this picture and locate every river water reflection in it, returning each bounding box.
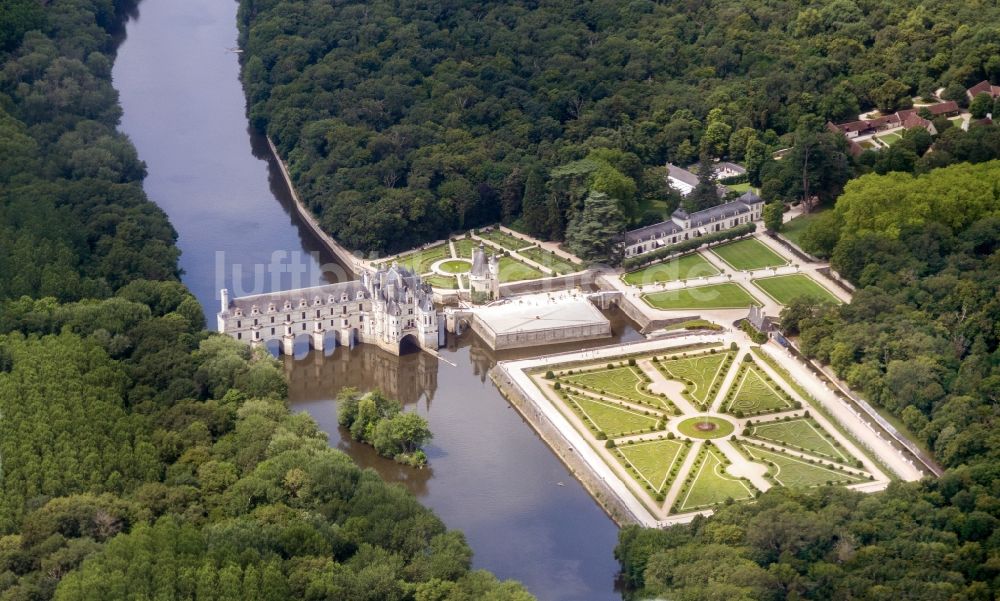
[114,0,630,597]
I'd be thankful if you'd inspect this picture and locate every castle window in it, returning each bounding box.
[316,310,320,318]
[301,312,305,319]
[358,304,362,311]
[270,316,274,323]
[237,320,241,328]
[342,306,347,314]
[237,333,242,340]
[302,323,306,331]
[271,328,275,335]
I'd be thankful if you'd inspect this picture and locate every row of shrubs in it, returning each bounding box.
[723,356,800,417]
[612,439,692,504]
[671,442,758,513]
[622,223,756,270]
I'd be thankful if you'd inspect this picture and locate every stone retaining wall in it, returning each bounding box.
[489,365,642,526]
[266,136,360,275]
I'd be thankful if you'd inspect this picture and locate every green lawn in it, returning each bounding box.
[622,253,720,286]
[566,394,661,437]
[616,439,689,494]
[710,238,788,271]
[725,363,794,416]
[497,256,544,282]
[677,446,755,511]
[478,228,531,252]
[658,351,732,407]
[751,418,849,463]
[518,246,579,274]
[438,259,471,274]
[752,274,840,305]
[561,366,668,409]
[780,209,828,248]
[725,182,754,194]
[391,244,451,274]
[642,282,761,310]
[878,132,902,146]
[423,274,457,289]
[741,444,864,488]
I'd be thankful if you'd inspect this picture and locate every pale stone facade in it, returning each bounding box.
[217,264,442,356]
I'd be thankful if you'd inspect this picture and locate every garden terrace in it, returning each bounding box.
[751,274,841,305]
[710,238,789,271]
[642,282,761,310]
[674,443,756,512]
[723,358,797,417]
[655,350,734,409]
[622,253,720,286]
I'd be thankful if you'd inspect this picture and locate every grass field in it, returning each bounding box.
[452,238,477,258]
[677,446,755,511]
[616,439,689,493]
[642,282,761,310]
[751,418,849,462]
[497,256,544,282]
[622,253,720,286]
[566,394,661,437]
[658,351,732,407]
[710,238,788,271]
[725,182,753,194]
[392,244,451,274]
[878,132,902,146]
[561,366,668,409]
[478,228,530,252]
[741,444,864,488]
[438,259,471,274]
[752,274,840,305]
[725,364,793,415]
[780,209,828,248]
[518,246,579,274]
[423,274,457,289]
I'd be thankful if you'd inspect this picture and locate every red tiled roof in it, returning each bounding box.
[927,101,959,115]
[967,80,994,97]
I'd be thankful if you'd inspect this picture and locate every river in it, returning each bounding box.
[113,0,629,598]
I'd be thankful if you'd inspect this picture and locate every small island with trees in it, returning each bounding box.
[336,387,433,466]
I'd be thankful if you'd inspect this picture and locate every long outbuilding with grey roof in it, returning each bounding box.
[624,191,764,259]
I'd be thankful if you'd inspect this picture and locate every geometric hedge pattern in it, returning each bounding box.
[539,345,874,517]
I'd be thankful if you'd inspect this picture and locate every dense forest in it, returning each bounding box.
[0,1,531,599]
[616,161,1000,600]
[238,0,1000,253]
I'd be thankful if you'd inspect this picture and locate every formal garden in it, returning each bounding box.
[376,228,558,288]
[622,253,720,285]
[751,273,841,305]
[709,238,789,271]
[641,282,761,310]
[529,342,879,518]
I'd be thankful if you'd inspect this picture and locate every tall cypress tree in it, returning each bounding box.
[520,167,548,237]
[565,191,626,266]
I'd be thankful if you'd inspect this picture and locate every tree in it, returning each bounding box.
[701,108,732,158]
[682,153,721,213]
[763,202,784,232]
[970,92,993,119]
[520,167,548,237]
[564,191,626,266]
[871,79,911,113]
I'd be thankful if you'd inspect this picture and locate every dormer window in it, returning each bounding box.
[268,304,276,313]
[284,301,292,310]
